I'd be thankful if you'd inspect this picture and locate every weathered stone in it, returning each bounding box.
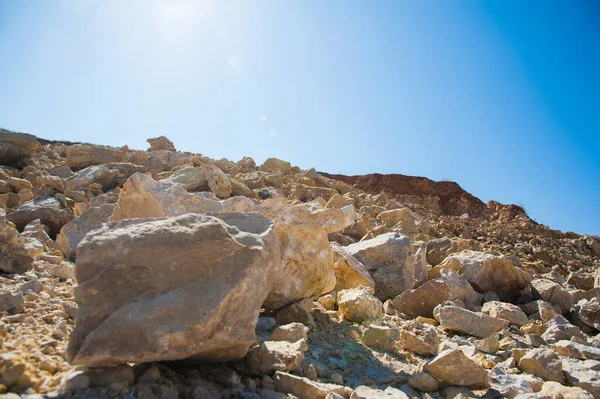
[438,250,531,297]
[260,158,291,174]
[562,359,600,398]
[0,130,39,165]
[567,272,595,291]
[345,232,428,300]
[531,279,575,314]
[0,222,34,273]
[0,291,24,311]
[52,262,75,280]
[270,323,309,343]
[57,203,115,259]
[6,197,74,237]
[424,348,489,389]
[68,212,279,366]
[540,381,594,399]
[67,145,118,169]
[109,173,223,221]
[408,372,439,392]
[337,286,382,322]
[437,305,509,338]
[8,177,32,192]
[392,269,481,318]
[377,208,424,235]
[273,371,348,399]
[330,243,375,291]
[361,325,395,352]
[245,339,307,375]
[204,164,232,198]
[518,348,565,383]
[488,367,542,399]
[542,316,586,344]
[259,199,355,309]
[350,385,409,399]
[276,299,314,327]
[579,297,600,331]
[482,301,529,326]
[400,321,439,356]
[147,136,175,152]
[554,341,600,361]
[67,165,119,192]
[426,237,475,266]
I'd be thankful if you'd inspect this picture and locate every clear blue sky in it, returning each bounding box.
[1,1,599,235]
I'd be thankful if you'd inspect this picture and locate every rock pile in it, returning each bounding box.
[0,130,599,399]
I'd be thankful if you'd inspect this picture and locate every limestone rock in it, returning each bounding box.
[408,372,440,392]
[351,385,409,399]
[67,212,279,366]
[6,197,74,236]
[204,164,232,198]
[437,305,509,338]
[426,237,475,266]
[260,158,291,174]
[400,321,439,356]
[337,286,383,323]
[67,165,119,192]
[518,348,565,383]
[531,279,575,314]
[482,301,529,326]
[330,243,375,291]
[273,371,348,399]
[57,203,115,259]
[554,340,600,361]
[0,291,24,311]
[438,250,531,298]
[52,262,75,280]
[424,348,489,389]
[579,297,600,331]
[259,199,355,309]
[109,173,223,221]
[67,145,118,169]
[345,232,428,300]
[8,177,32,192]
[270,323,309,343]
[0,130,39,165]
[0,222,34,273]
[562,359,600,398]
[147,136,175,152]
[377,207,424,235]
[392,269,481,318]
[361,325,395,352]
[245,339,307,375]
[540,381,594,399]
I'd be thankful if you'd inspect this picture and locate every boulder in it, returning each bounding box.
[392,269,481,318]
[273,371,348,399]
[146,136,175,152]
[8,177,32,192]
[204,164,232,198]
[66,145,118,169]
[408,372,440,392]
[540,381,594,399]
[270,323,309,343]
[424,348,489,389]
[260,158,291,174]
[350,385,409,399]
[6,197,74,237]
[436,305,509,338]
[245,339,307,375]
[579,297,600,331]
[164,166,208,191]
[345,232,428,300]
[518,348,565,383]
[67,165,119,192]
[361,325,395,352]
[330,243,375,291]
[426,237,475,266]
[377,208,424,235]
[0,130,39,165]
[259,199,355,309]
[400,321,439,356]
[438,250,531,297]
[57,204,115,259]
[482,301,529,326]
[562,359,600,398]
[0,291,24,312]
[0,222,34,273]
[337,286,382,322]
[67,212,280,366]
[554,341,600,361]
[531,279,575,314]
[109,173,222,222]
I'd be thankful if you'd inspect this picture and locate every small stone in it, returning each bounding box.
[0,292,24,312]
[337,286,382,323]
[270,323,309,343]
[361,325,395,352]
[424,348,489,389]
[518,348,565,383]
[400,321,439,356]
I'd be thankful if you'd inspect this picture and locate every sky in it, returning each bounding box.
[0,0,599,235]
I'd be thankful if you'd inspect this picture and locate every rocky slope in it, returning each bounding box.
[1,129,599,399]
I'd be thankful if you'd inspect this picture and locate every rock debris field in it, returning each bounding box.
[1,128,600,399]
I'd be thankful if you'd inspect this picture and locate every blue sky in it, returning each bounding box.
[0,0,599,235]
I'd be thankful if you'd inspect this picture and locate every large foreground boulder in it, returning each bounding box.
[345,232,428,300]
[0,130,39,165]
[67,212,280,367]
